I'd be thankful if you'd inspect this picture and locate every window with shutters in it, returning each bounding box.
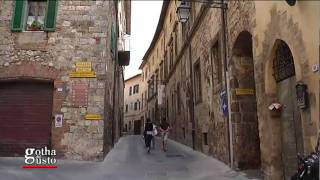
[134,102,137,111]
[129,86,132,96]
[133,85,139,94]
[11,0,58,32]
[26,0,46,31]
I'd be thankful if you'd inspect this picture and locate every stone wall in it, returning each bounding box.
[0,0,120,161]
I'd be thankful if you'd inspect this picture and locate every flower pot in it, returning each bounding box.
[270,108,282,117]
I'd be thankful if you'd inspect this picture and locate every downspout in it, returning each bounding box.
[188,31,195,150]
[112,0,119,146]
[221,0,233,168]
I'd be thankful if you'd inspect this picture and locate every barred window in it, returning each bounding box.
[273,41,295,82]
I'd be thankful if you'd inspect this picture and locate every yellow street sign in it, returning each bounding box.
[70,61,96,78]
[235,88,255,96]
[76,62,92,72]
[85,114,103,120]
[69,71,96,78]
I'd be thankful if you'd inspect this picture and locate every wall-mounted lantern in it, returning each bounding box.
[286,0,296,6]
[296,83,309,109]
[176,1,191,23]
[176,0,227,23]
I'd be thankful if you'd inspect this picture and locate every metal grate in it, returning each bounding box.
[166,154,184,158]
[273,41,295,82]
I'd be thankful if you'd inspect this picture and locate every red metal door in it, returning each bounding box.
[0,81,53,156]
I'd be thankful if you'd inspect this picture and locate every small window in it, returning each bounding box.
[211,41,222,85]
[134,102,137,111]
[169,43,174,71]
[177,83,181,114]
[203,133,208,145]
[125,104,128,113]
[133,85,139,94]
[26,0,46,31]
[174,31,178,56]
[194,60,202,103]
[138,101,141,110]
[183,128,186,139]
[11,0,58,32]
[141,93,144,109]
[129,86,132,96]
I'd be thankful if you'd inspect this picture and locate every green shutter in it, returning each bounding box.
[11,0,27,32]
[44,0,58,32]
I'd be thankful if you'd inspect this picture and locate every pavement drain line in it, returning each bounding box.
[166,154,185,158]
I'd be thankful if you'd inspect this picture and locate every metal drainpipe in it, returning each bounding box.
[112,1,119,146]
[221,0,233,168]
[188,35,196,150]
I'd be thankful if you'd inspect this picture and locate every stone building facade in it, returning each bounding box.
[123,74,143,135]
[140,1,319,179]
[0,0,131,161]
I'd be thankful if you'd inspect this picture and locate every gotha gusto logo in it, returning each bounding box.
[22,147,58,169]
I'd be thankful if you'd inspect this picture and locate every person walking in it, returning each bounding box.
[144,118,153,153]
[151,122,158,149]
[160,118,170,152]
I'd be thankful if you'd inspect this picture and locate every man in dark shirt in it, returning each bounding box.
[144,118,153,153]
[159,118,170,152]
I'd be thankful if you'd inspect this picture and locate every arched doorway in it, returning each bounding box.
[230,31,261,169]
[272,39,303,180]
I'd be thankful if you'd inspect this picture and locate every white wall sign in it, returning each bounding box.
[55,114,63,128]
[312,64,319,72]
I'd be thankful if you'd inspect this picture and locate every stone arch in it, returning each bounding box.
[264,39,304,179]
[264,39,302,95]
[230,31,261,170]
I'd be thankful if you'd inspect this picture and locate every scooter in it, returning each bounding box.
[291,151,319,180]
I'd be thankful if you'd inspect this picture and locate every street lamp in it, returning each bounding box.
[176,0,228,23]
[176,1,191,23]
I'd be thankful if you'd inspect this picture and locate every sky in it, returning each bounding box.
[124,1,163,80]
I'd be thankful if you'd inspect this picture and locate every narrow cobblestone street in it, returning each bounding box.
[0,136,260,180]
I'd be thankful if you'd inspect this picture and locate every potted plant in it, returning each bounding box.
[268,102,283,117]
[28,20,43,31]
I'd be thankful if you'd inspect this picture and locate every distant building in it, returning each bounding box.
[123,74,143,135]
[0,0,131,161]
